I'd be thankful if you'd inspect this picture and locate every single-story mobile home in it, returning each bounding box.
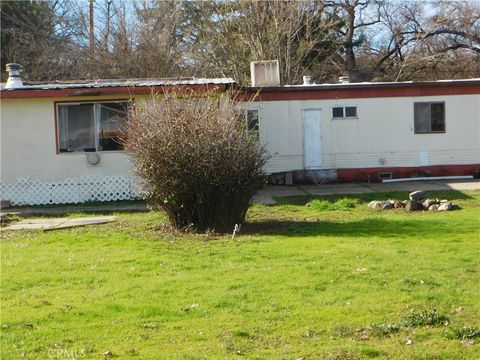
[1,63,479,205]
[244,78,480,183]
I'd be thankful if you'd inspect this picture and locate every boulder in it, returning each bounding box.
[394,200,405,208]
[438,202,453,211]
[409,190,427,201]
[428,204,439,211]
[368,200,383,210]
[382,201,394,210]
[405,200,423,211]
[423,199,438,209]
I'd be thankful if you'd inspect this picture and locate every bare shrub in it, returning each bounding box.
[125,91,267,233]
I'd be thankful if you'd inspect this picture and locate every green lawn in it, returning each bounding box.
[1,190,479,359]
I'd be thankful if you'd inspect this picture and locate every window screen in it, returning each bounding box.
[247,109,259,132]
[98,102,128,151]
[414,102,445,133]
[57,101,129,152]
[332,107,344,118]
[58,104,95,152]
[345,106,357,117]
[332,106,357,119]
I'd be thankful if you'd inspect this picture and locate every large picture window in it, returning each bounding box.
[414,102,445,133]
[57,101,129,152]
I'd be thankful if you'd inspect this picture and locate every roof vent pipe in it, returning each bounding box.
[5,63,23,89]
[339,75,350,84]
[303,75,312,85]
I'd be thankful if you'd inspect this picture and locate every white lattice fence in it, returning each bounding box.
[0,176,143,206]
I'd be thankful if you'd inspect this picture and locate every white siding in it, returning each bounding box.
[257,94,480,173]
[1,96,137,184]
[1,92,479,185]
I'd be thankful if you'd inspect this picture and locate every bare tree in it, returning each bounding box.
[366,0,480,81]
[184,0,341,85]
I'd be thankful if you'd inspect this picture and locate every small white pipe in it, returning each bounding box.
[382,175,474,183]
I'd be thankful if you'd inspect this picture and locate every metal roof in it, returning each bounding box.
[0,77,235,91]
[246,78,480,92]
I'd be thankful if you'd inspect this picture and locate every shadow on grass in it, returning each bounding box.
[273,189,474,206]
[242,216,468,238]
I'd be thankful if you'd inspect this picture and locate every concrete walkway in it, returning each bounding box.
[1,180,478,215]
[253,179,480,205]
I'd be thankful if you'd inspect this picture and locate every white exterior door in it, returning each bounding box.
[303,109,322,169]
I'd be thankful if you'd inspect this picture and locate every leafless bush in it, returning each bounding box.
[125,91,267,233]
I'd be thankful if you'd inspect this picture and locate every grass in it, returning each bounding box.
[1,190,479,359]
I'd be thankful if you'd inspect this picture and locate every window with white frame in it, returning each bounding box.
[414,102,445,133]
[57,101,129,152]
[332,105,357,119]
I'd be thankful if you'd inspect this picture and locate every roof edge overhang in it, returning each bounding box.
[240,78,480,101]
[0,82,234,99]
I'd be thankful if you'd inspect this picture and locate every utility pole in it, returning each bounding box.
[89,0,94,56]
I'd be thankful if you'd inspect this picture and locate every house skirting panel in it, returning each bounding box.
[0,175,142,206]
[337,164,480,182]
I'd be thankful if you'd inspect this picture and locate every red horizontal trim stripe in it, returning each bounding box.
[337,164,480,182]
[0,84,229,99]
[248,84,480,101]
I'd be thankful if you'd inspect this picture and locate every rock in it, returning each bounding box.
[394,200,405,208]
[428,204,439,211]
[423,199,438,209]
[387,199,396,205]
[382,201,394,210]
[368,200,383,210]
[440,199,449,203]
[438,201,461,211]
[438,202,453,211]
[409,190,427,201]
[402,200,408,205]
[405,200,423,211]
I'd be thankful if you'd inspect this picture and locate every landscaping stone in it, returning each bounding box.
[437,201,460,211]
[366,194,461,213]
[405,200,423,211]
[409,190,427,201]
[423,199,438,209]
[382,201,394,210]
[368,200,383,210]
[438,202,452,211]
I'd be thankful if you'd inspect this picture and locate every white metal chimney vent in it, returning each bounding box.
[339,75,350,84]
[303,75,312,85]
[5,63,23,89]
[250,60,280,87]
